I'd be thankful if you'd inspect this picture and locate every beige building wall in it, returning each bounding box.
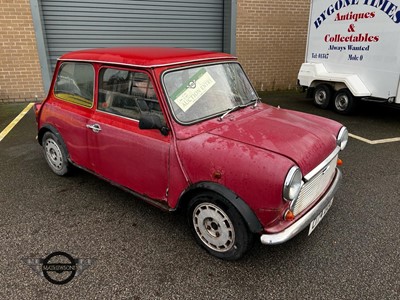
[0,0,311,102]
[0,0,44,102]
[236,0,311,91]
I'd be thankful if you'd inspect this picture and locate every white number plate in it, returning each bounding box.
[308,198,334,235]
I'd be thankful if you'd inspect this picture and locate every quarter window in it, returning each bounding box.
[98,68,164,123]
[54,63,94,107]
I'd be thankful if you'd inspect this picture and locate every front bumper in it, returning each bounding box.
[260,168,342,245]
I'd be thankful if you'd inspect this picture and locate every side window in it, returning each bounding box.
[54,63,94,108]
[98,68,164,123]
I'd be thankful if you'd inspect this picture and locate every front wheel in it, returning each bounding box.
[42,131,71,176]
[333,89,357,114]
[187,192,254,260]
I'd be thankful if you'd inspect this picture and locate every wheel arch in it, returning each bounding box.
[310,80,346,92]
[39,125,61,145]
[299,63,370,97]
[177,181,263,234]
[38,125,69,162]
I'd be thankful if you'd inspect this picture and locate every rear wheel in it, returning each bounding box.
[313,84,332,109]
[42,131,71,176]
[333,89,357,114]
[187,191,254,260]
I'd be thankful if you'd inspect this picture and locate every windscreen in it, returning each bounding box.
[163,63,257,124]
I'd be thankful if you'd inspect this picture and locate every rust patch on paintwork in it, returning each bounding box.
[212,170,223,180]
[210,167,225,181]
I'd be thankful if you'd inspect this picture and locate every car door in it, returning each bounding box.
[86,67,170,201]
[48,61,95,170]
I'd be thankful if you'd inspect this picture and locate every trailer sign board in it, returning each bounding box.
[299,0,400,113]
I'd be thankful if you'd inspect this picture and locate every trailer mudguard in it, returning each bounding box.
[298,63,371,97]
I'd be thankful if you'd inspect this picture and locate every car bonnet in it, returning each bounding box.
[207,105,340,175]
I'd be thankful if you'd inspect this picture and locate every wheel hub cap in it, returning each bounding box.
[45,139,63,170]
[336,95,348,111]
[193,203,235,252]
[316,90,327,104]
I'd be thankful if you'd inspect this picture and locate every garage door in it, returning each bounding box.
[40,0,225,70]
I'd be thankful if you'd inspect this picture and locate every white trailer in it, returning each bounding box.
[298,0,400,114]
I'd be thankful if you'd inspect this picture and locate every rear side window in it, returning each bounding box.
[54,62,94,108]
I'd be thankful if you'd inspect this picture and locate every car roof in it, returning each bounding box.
[59,47,236,68]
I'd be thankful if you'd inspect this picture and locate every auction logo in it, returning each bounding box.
[22,251,95,285]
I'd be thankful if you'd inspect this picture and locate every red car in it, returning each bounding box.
[34,47,348,260]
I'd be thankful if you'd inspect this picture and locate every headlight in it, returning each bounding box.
[337,127,348,150]
[283,166,303,202]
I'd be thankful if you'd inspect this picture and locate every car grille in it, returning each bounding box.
[292,155,338,215]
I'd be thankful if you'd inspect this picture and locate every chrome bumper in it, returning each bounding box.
[260,168,342,245]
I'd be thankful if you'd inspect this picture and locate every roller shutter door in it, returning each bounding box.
[40,0,225,70]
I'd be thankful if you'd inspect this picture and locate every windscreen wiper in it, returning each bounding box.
[253,97,261,107]
[218,102,254,121]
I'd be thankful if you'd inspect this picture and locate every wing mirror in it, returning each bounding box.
[139,114,169,136]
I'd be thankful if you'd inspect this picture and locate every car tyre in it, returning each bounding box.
[333,89,357,114]
[187,191,254,260]
[313,84,332,109]
[42,131,71,176]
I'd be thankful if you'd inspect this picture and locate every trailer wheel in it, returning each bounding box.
[333,89,357,114]
[313,84,332,109]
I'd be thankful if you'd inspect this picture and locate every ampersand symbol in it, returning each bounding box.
[348,24,355,32]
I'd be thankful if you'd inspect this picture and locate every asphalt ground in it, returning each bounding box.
[0,92,399,299]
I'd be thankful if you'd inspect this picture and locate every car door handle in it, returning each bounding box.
[86,124,102,133]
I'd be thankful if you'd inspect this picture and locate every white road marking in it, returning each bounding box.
[0,103,34,142]
[349,133,400,145]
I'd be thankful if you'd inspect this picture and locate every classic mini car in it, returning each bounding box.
[34,47,348,260]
